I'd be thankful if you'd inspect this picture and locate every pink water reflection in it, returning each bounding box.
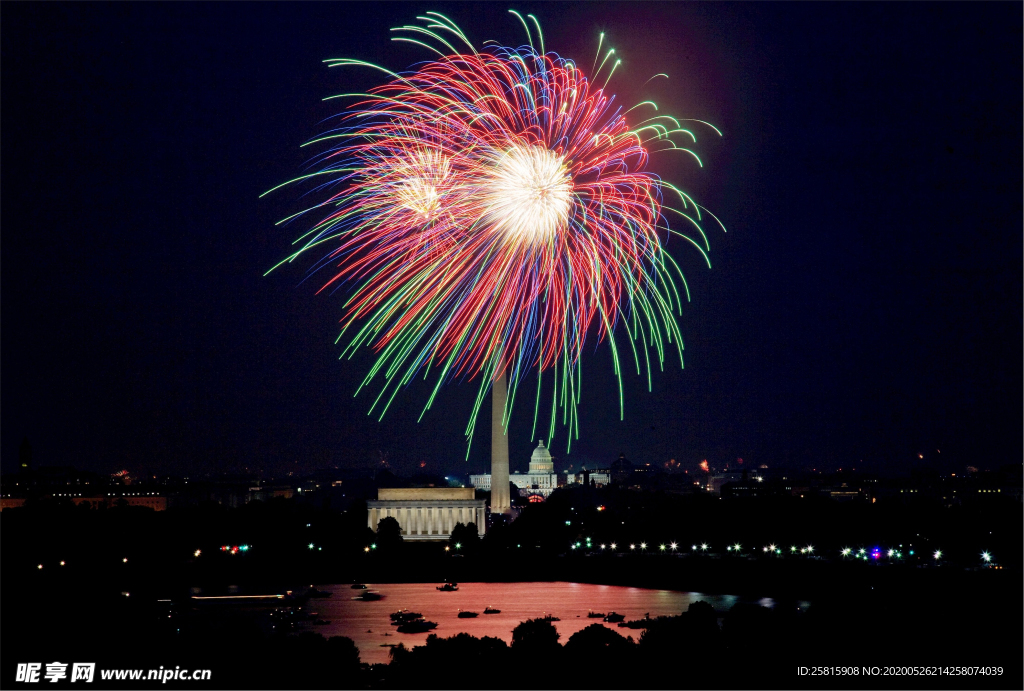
[301,582,762,664]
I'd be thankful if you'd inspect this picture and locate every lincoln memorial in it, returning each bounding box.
[367,487,487,541]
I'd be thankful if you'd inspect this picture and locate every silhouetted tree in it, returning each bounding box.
[511,617,560,652]
[564,623,635,655]
[376,516,403,549]
[449,521,480,551]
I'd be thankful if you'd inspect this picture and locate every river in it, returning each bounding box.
[299,582,811,664]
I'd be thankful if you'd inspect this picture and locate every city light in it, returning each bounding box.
[600,544,606,550]
[791,546,798,553]
[610,543,616,550]
[887,549,895,558]
[60,561,65,566]
[444,546,450,552]
[726,546,731,551]
[122,558,128,563]
[194,550,201,558]
[768,544,777,553]
[640,542,647,550]
[629,544,636,550]
[733,543,741,551]
[37,564,43,570]
[806,545,814,554]
[841,548,851,557]
[659,544,666,551]
[670,542,677,551]
[933,550,942,560]
[700,543,709,551]
[364,547,370,553]
[308,543,315,550]
[981,552,991,563]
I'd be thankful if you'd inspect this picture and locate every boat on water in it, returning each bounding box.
[587,610,606,618]
[350,584,368,590]
[390,609,423,622]
[307,587,333,598]
[483,606,501,614]
[313,619,331,626]
[457,610,479,618]
[603,612,625,623]
[397,619,438,633]
[436,582,459,591]
[356,591,383,601]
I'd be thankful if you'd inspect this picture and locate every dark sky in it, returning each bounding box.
[3,2,1020,479]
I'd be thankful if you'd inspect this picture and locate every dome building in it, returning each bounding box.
[470,440,560,500]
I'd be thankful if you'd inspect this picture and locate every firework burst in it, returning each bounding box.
[265,11,725,453]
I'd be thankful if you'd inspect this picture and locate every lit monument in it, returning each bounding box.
[490,372,511,514]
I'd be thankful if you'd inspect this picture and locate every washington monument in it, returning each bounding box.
[489,371,511,514]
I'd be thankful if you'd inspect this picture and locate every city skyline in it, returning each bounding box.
[3,3,1021,479]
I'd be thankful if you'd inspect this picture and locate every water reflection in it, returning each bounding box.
[296,582,807,664]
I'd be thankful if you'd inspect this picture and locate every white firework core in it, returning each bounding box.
[396,177,440,218]
[482,144,572,244]
[394,151,450,219]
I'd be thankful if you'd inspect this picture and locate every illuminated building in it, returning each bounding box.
[471,440,560,499]
[367,487,486,541]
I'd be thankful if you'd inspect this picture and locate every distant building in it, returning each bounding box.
[367,487,486,541]
[0,492,167,511]
[471,440,560,499]
[610,454,633,484]
[565,468,611,487]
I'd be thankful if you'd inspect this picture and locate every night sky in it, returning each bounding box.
[3,3,1020,479]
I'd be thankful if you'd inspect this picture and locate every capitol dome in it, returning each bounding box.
[528,440,554,474]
